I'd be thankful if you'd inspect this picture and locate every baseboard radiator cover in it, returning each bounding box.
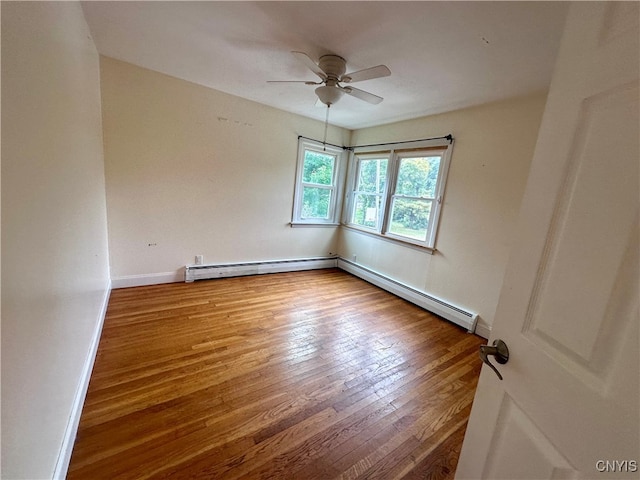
[185,257,338,282]
[337,258,478,333]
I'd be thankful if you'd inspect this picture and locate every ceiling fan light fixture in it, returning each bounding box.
[269,51,390,106]
[315,85,345,106]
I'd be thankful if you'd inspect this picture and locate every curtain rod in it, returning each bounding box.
[351,134,453,150]
[297,135,349,150]
[298,133,453,151]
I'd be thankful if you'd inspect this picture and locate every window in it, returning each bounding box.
[350,155,388,230]
[291,138,346,225]
[345,139,452,249]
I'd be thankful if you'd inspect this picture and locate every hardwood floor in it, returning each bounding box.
[68,269,484,479]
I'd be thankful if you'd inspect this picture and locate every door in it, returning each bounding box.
[456,3,639,479]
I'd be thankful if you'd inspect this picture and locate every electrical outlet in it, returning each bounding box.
[352,254,357,262]
[195,255,204,265]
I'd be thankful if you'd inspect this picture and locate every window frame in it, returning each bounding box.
[348,153,390,232]
[344,138,453,249]
[291,138,347,226]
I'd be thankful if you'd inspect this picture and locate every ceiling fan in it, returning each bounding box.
[269,51,391,107]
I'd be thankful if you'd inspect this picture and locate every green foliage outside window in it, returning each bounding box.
[390,198,432,240]
[396,157,440,197]
[301,150,335,219]
[302,187,331,219]
[389,156,440,240]
[352,158,387,228]
[302,151,334,185]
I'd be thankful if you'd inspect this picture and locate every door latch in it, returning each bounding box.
[479,339,509,380]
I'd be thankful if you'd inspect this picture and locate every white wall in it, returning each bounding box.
[100,57,350,284]
[1,3,110,479]
[340,93,548,333]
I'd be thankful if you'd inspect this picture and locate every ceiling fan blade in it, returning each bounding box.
[291,51,327,80]
[342,86,383,105]
[341,65,391,83]
[267,80,322,85]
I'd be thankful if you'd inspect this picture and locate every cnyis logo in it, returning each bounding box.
[595,460,638,473]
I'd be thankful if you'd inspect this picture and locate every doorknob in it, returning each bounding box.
[479,339,509,380]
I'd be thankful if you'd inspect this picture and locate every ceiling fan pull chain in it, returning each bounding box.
[322,105,330,151]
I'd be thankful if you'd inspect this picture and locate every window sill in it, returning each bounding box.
[341,224,436,254]
[290,222,341,228]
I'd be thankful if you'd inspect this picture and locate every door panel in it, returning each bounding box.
[456,3,639,479]
[524,81,638,384]
[483,394,578,480]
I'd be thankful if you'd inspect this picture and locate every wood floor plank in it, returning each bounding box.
[68,269,484,479]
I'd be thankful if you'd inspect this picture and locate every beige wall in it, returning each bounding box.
[1,3,110,478]
[101,57,350,282]
[340,92,548,332]
[102,56,545,330]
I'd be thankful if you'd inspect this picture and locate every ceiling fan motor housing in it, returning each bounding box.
[318,54,346,80]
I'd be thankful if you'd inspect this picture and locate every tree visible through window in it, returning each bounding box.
[389,156,441,241]
[351,157,388,229]
[345,141,451,249]
[292,139,346,225]
[301,150,335,219]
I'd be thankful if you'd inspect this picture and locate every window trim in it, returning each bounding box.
[348,153,390,232]
[343,138,453,249]
[291,138,347,226]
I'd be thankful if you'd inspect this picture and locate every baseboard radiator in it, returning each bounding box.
[185,257,338,282]
[337,258,478,333]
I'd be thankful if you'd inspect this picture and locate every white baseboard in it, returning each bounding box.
[53,280,111,480]
[474,323,491,339]
[111,271,183,289]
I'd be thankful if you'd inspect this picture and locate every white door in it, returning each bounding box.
[456,3,639,479]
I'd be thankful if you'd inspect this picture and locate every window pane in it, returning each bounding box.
[352,193,381,228]
[303,150,335,185]
[395,156,441,198]
[357,158,388,193]
[302,186,331,219]
[389,198,432,241]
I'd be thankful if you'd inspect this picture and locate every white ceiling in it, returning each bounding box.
[82,1,569,130]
